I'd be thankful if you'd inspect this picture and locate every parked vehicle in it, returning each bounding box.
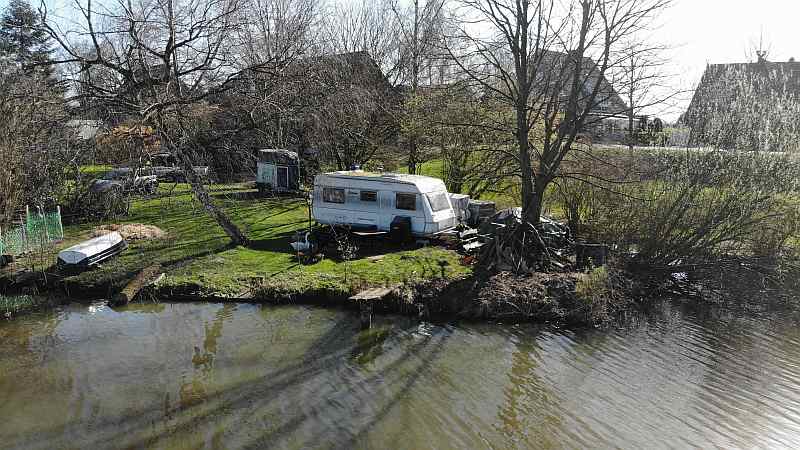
[312,171,458,238]
[257,149,300,195]
[90,168,158,195]
[145,152,212,182]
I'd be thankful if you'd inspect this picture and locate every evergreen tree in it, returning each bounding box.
[0,0,53,76]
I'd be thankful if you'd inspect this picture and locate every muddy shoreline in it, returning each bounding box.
[2,268,631,326]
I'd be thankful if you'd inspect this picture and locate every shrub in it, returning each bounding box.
[579,150,800,268]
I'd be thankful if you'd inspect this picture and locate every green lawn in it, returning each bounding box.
[79,165,113,177]
[56,183,469,298]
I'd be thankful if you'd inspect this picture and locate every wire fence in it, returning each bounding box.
[0,206,64,256]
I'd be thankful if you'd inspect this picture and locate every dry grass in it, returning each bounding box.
[92,223,166,241]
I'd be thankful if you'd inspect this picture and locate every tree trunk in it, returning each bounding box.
[628,110,635,151]
[407,0,420,176]
[528,177,547,226]
[175,148,250,247]
[157,114,249,247]
[627,56,635,151]
[518,110,538,225]
[408,142,417,174]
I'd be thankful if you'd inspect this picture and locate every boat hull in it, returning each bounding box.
[58,232,128,268]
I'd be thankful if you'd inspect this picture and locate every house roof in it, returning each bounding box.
[226,51,396,99]
[539,50,628,117]
[684,59,800,124]
[681,58,800,149]
[447,49,628,118]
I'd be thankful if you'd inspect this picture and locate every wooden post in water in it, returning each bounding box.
[359,302,373,330]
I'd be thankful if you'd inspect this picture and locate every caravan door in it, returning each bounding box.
[377,190,393,231]
[277,166,289,189]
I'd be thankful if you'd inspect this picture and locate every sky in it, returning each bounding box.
[1,0,796,121]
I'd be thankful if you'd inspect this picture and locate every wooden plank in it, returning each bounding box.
[349,287,393,302]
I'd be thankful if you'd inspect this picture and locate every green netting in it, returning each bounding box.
[0,208,63,256]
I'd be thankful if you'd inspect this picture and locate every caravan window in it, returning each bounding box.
[426,192,450,212]
[396,193,417,211]
[323,187,345,204]
[360,191,377,202]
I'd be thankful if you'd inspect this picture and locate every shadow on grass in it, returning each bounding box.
[160,242,238,268]
[247,203,307,227]
[247,231,297,253]
[211,191,264,201]
[211,191,305,202]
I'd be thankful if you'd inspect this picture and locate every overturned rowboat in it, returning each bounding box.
[58,232,127,268]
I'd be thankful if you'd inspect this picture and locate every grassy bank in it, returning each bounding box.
[20,183,469,301]
[0,295,54,319]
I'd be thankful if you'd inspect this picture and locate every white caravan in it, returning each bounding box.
[312,171,457,236]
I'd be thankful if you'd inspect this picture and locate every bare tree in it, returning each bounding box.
[307,52,398,170]
[610,39,679,149]
[322,0,401,77]
[447,0,671,225]
[235,0,321,67]
[390,0,448,173]
[36,0,321,246]
[0,63,72,224]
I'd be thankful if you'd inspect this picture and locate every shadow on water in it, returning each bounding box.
[160,314,450,449]
[9,293,800,449]
[57,311,377,449]
[340,326,452,449]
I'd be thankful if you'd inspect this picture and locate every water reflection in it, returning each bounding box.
[2,300,800,449]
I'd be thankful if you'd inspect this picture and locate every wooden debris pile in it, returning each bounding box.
[474,210,571,274]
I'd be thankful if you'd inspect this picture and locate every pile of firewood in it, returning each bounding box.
[477,219,571,274]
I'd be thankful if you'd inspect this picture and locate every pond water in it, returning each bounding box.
[2,299,800,449]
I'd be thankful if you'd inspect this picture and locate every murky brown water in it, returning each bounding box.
[2,300,800,449]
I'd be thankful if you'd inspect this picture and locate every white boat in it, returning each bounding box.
[58,232,127,267]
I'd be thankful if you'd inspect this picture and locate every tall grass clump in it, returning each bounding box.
[0,295,45,318]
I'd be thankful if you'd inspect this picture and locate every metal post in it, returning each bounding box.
[40,208,50,243]
[20,213,27,254]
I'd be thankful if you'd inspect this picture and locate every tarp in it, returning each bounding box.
[258,149,299,165]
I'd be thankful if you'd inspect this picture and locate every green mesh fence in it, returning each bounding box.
[0,207,64,256]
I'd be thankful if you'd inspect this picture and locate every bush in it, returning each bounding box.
[578,150,800,268]
[573,266,615,323]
